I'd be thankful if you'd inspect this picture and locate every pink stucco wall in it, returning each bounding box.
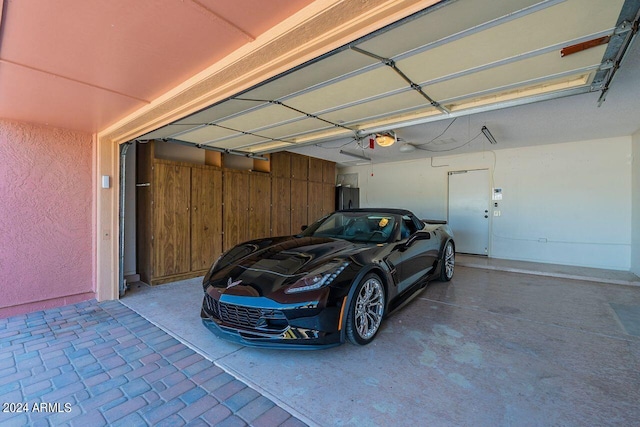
[0,120,94,317]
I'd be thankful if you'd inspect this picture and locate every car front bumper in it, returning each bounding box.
[200,292,343,349]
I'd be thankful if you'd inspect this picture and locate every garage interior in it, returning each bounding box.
[115,0,640,424]
[2,0,640,425]
[122,0,640,285]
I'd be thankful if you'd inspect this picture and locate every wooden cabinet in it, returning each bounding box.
[307,181,324,224]
[323,183,336,215]
[191,167,223,271]
[309,157,323,182]
[137,141,335,285]
[272,151,311,180]
[153,163,191,278]
[308,158,335,224]
[223,170,271,250]
[290,153,309,180]
[249,173,271,240]
[290,179,308,233]
[223,170,250,251]
[270,152,291,178]
[137,143,223,285]
[271,177,291,236]
[323,160,335,184]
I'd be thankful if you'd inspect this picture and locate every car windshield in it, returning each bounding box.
[302,212,397,243]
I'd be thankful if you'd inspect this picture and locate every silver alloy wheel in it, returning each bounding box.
[444,242,455,280]
[354,277,385,340]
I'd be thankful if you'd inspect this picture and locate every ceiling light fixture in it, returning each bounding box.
[375,131,396,147]
[339,149,371,161]
[481,126,497,145]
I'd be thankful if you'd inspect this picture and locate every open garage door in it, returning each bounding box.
[448,169,490,255]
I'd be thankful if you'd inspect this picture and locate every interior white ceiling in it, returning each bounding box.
[138,0,640,166]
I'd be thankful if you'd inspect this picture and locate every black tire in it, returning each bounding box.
[346,273,386,345]
[439,241,455,282]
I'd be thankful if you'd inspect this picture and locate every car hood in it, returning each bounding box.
[207,236,366,298]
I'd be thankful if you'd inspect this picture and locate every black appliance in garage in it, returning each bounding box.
[336,186,359,210]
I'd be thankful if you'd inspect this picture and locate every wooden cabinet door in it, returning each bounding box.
[249,173,271,239]
[307,181,323,225]
[270,152,291,178]
[308,157,323,182]
[191,167,222,272]
[153,163,191,278]
[223,171,250,251]
[290,153,309,180]
[322,160,336,184]
[290,179,308,233]
[322,183,336,216]
[271,177,291,236]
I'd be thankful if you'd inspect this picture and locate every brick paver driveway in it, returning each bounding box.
[0,300,306,426]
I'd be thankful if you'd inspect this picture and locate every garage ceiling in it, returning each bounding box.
[138,0,640,164]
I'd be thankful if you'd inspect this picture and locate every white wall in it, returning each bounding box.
[340,137,633,270]
[632,131,640,276]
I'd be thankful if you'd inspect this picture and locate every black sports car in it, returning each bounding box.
[201,208,455,349]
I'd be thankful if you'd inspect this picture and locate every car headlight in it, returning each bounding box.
[285,261,350,294]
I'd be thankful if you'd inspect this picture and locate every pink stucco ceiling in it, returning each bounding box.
[0,0,314,132]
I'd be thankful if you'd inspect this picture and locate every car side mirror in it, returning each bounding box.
[300,225,308,231]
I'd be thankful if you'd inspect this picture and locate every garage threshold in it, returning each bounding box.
[456,254,640,287]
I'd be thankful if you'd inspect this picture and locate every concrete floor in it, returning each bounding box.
[122,260,640,427]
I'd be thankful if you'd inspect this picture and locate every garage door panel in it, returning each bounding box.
[175,125,238,144]
[174,99,265,125]
[138,124,195,141]
[356,0,542,58]
[205,134,267,150]
[426,48,605,102]
[217,104,304,131]
[395,0,621,86]
[285,67,407,114]
[319,91,426,124]
[243,49,378,102]
[257,118,330,139]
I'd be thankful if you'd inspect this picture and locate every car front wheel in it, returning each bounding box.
[346,273,385,345]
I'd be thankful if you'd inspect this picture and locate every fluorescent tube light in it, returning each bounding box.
[481,126,497,145]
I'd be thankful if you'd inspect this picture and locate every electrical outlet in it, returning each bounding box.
[493,210,501,216]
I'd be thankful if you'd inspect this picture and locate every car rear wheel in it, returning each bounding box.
[346,273,385,345]
[440,241,455,281]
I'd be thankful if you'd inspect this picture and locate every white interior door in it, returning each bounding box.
[448,169,490,255]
